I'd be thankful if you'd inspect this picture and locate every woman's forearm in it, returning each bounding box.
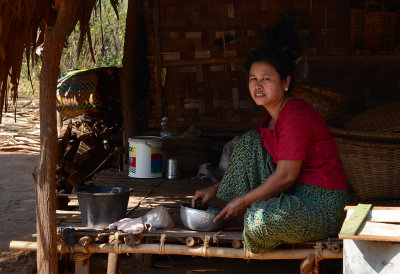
[243,173,293,206]
[242,159,302,207]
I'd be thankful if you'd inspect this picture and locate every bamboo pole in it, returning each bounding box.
[10,241,343,260]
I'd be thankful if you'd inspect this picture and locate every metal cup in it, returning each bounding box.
[166,158,180,179]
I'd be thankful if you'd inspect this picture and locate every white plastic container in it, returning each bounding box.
[128,136,163,178]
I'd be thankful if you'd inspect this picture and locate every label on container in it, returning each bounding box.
[150,147,162,174]
[129,146,136,174]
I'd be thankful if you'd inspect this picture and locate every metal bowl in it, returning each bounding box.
[180,203,223,231]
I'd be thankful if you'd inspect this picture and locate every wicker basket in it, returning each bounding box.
[345,101,400,132]
[350,0,398,51]
[297,84,354,104]
[292,84,350,120]
[330,126,400,200]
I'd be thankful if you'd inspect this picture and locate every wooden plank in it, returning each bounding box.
[340,221,400,242]
[56,210,81,215]
[340,204,372,236]
[347,208,400,224]
[345,206,400,211]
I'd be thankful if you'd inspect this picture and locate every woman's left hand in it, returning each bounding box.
[213,196,249,223]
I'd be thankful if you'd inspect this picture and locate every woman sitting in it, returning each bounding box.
[192,48,349,253]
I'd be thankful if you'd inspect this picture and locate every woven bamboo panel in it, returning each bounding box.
[146,0,271,132]
[144,0,388,133]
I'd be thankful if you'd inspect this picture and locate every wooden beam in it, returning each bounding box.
[35,0,82,273]
[152,0,163,117]
[120,0,143,162]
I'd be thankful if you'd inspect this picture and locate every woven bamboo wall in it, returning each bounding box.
[144,0,400,133]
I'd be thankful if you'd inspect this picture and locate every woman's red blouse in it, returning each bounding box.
[258,99,348,190]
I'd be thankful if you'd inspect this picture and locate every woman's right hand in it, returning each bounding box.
[191,182,220,207]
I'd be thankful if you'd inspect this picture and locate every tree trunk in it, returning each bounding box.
[35,25,62,274]
[35,1,82,272]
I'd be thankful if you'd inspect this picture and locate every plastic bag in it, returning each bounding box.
[218,136,240,171]
[196,163,224,183]
[179,124,202,137]
[141,206,175,229]
[108,217,146,234]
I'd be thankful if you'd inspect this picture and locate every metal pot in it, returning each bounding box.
[73,185,133,228]
[180,203,223,231]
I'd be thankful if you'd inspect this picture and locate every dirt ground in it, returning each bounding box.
[0,152,38,273]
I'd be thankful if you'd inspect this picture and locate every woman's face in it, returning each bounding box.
[248,61,290,110]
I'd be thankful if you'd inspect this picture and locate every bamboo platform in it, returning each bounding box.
[10,169,343,273]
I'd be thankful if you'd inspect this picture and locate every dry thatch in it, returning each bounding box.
[0,0,119,123]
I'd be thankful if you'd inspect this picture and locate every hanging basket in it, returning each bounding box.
[350,0,398,51]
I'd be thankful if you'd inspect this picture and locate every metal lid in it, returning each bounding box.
[128,136,162,143]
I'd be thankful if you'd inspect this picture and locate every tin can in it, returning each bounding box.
[166,158,180,179]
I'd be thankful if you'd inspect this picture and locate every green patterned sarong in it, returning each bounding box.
[216,130,349,253]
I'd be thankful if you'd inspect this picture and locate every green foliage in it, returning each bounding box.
[61,0,128,73]
[194,199,209,211]
[18,0,127,97]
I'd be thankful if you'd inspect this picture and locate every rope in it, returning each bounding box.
[159,234,166,254]
[212,231,222,246]
[202,235,211,257]
[243,245,251,261]
[114,232,121,254]
[72,253,92,262]
[313,243,323,274]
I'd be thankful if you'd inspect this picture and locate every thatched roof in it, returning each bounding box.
[0,0,119,122]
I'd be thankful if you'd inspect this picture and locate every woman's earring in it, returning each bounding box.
[285,87,288,91]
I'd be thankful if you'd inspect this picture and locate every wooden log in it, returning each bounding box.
[10,241,343,260]
[124,234,143,246]
[79,236,93,247]
[232,240,242,249]
[185,237,200,247]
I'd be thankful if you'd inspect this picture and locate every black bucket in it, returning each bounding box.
[73,185,133,228]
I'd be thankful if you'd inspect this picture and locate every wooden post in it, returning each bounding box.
[74,253,91,274]
[107,253,119,274]
[35,27,64,274]
[120,0,143,161]
[35,1,82,273]
[107,233,120,274]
